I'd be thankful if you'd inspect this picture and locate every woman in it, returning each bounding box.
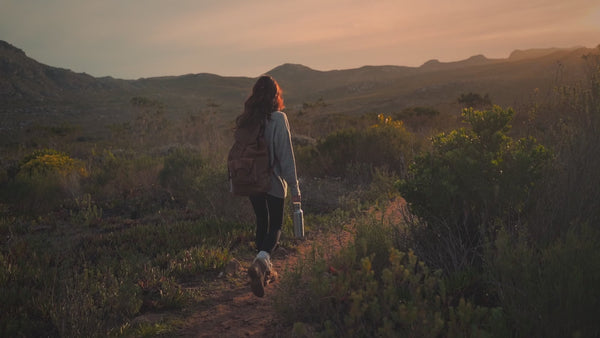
[235,75,301,297]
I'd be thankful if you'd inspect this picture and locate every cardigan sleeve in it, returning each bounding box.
[272,113,300,197]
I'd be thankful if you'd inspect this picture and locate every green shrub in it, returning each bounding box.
[158,146,205,204]
[294,114,414,216]
[489,223,600,337]
[189,163,254,222]
[0,240,59,337]
[86,149,164,217]
[298,114,414,182]
[70,193,103,227]
[274,214,507,337]
[457,92,492,109]
[137,265,186,313]
[483,50,600,337]
[297,166,400,216]
[49,263,143,337]
[392,106,443,134]
[395,106,440,119]
[527,49,600,241]
[398,106,550,271]
[155,146,253,221]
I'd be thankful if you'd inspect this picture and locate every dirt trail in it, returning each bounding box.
[178,229,351,337]
[178,199,404,337]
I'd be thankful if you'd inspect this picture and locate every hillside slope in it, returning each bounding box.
[1,39,597,143]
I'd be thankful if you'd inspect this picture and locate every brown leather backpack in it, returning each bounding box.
[227,121,272,196]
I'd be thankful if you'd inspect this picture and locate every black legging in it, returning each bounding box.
[249,193,284,254]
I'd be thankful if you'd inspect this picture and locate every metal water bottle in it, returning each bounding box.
[293,202,304,238]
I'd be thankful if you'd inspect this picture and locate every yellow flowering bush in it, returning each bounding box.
[18,149,87,178]
[8,149,88,214]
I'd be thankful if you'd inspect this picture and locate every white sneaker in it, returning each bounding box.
[255,251,273,273]
[248,259,266,297]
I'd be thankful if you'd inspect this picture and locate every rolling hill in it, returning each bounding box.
[0,39,597,144]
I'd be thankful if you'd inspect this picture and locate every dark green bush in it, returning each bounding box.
[86,149,165,217]
[394,106,440,119]
[0,238,59,336]
[489,224,600,337]
[158,146,205,204]
[485,48,600,338]
[527,49,600,241]
[392,106,445,134]
[298,114,414,182]
[458,92,492,109]
[275,213,507,337]
[398,106,550,272]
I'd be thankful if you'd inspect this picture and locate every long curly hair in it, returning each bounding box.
[236,75,285,128]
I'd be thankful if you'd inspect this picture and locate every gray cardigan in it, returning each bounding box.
[264,111,300,199]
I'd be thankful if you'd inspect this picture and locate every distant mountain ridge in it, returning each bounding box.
[1,39,591,104]
[508,47,584,60]
[420,54,494,70]
[1,39,598,143]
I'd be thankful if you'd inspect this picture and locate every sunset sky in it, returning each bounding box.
[1,0,599,79]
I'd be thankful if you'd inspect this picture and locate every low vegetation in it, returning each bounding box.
[1,49,599,337]
[274,50,600,337]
